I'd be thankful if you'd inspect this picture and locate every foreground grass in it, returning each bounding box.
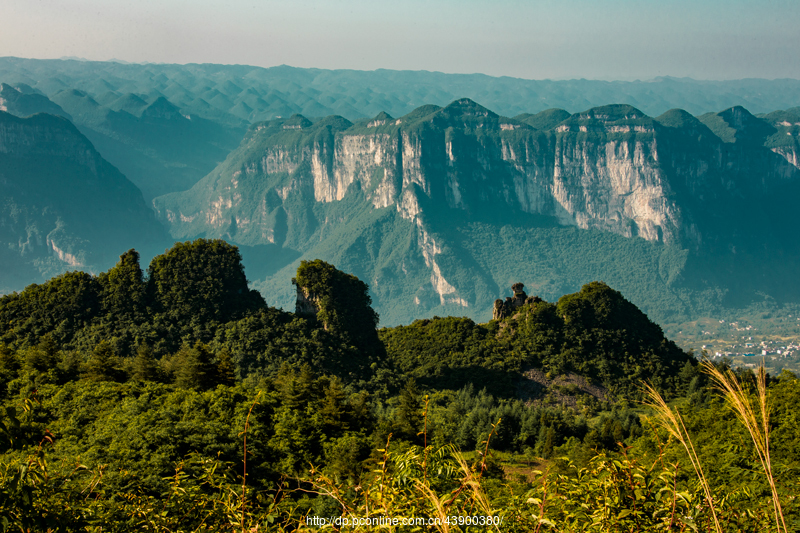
[1,365,797,532]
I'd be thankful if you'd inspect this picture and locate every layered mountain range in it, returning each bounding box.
[0,81,243,201]
[3,57,800,196]
[154,99,800,325]
[2,58,799,328]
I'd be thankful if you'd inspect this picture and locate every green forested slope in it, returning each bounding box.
[0,242,798,531]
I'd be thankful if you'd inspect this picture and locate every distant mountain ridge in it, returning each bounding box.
[3,57,799,200]
[3,57,800,122]
[2,57,800,327]
[0,81,244,201]
[154,99,800,326]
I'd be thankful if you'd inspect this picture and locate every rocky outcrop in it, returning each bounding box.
[493,283,543,320]
[293,279,320,317]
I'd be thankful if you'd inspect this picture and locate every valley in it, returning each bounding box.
[2,59,800,348]
[2,0,799,525]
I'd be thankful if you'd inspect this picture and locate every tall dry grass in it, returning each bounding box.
[641,382,722,533]
[701,360,788,533]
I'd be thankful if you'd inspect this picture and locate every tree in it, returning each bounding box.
[278,364,319,411]
[319,377,349,434]
[131,343,159,382]
[98,249,146,323]
[83,341,121,382]
[215,348,236,387]
[174,343,217,390]
[394,378,422,442]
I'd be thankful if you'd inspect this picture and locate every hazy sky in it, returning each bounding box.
[2,0,799,80]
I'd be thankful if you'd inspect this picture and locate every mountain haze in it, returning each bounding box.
[0,81,244,200]
[0,110,169,292]
[4,58,800,121]
[2,57,800,328]
[154,99,800,326]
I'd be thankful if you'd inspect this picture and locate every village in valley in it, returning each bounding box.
[665,311,800,374]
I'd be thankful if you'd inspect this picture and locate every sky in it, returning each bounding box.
[2,0,799,80]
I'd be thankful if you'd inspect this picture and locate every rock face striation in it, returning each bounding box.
[293,278,320,318]
[154,99,800,325]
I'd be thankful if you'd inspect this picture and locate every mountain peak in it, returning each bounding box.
[282,114,312,129]
[441,98,498,119]
[575,104,647,122]
[110,93,148,114]
[141,96,183,120]
[699,106,776,144]
[719,105,756,127]
[0,83,72,120]
[655,108,707,131]
[515,108,571,130]
[365,111,394,128]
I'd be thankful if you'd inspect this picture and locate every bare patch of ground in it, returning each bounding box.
[517,367,609,409]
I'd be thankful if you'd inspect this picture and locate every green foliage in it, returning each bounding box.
[294,259,382,357]
[0,271,101,348]
[147,238,265,327]
[97,249,146,324]
[216,348,236,387]
[394,379,422,442]
[0,351,797,531]
[130,342,158,382]
[3,242,794,530]
[173,343,219,390]
[381,282,691,400]
[82,340,123,382]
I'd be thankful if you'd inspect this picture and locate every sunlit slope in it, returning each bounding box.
[155,100,800,325]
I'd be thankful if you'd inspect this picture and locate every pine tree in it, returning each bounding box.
[132,343,159,382]
[395,378,422,441]
[215,348,236,387]
[83,341,120,382]
[175,343,217,390]
[320,377,349,434]
[275,364,321,411]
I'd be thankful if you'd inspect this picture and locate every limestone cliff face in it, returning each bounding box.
[154,100,800,315]
[773,146,799,169]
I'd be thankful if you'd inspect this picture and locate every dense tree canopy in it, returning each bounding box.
[1,239,797,531]
[146,239,265,325]
[294,258,384,360]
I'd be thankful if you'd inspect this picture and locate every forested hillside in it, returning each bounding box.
[1,241,797,531]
